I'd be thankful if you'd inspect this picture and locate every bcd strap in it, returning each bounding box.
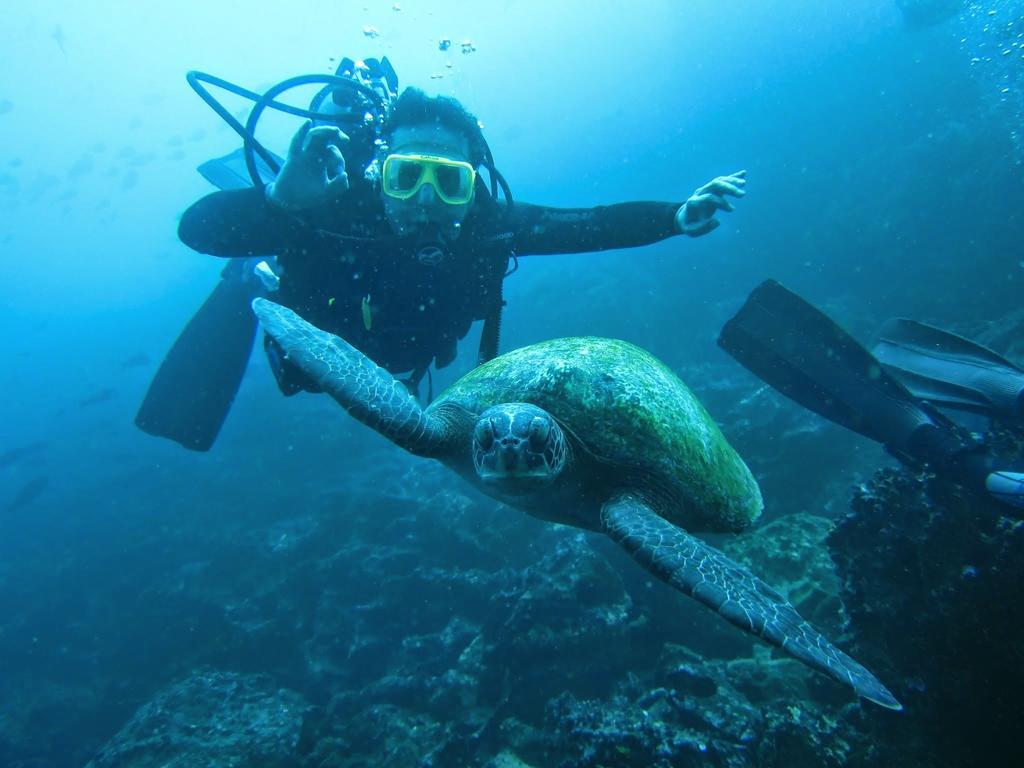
[477,280,506,365]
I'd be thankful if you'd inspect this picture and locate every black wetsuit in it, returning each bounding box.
[178,181,682,386]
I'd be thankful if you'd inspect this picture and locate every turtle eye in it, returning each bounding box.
[528,416,550,451]
[474,419,495,450]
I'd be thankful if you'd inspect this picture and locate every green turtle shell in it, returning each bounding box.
[431,337,763,532]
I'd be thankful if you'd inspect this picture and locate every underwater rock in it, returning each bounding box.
[829,460,1024,765]
[485,752,538,768]
[691,359,881,523]
[540,644,872,768]
[84,669,309,768]
[723,512,847,639]
[0,444,881,767]
[545,690,748,768]
[306,702,447,768]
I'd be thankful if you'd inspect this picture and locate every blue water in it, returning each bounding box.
[2,2,1023,766]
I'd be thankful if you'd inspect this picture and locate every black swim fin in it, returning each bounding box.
[135,147,282,451]
[718,280,944,455]
[197,147,281,191]
[873,319,1024,422]
[135,259,259,451]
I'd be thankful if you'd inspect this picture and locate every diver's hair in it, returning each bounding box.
[383,87,487,166]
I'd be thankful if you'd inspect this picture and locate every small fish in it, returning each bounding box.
[0,441,48,470]
[120,169,138,190]
[51,24,67,56]
[79,387,116,408]
[121,352,151,369]
[6,476,48,514]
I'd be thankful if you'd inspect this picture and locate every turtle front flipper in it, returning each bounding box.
[600,492,901,710]
[252,299,450,456]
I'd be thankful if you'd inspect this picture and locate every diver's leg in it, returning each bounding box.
[908,424,1024,511]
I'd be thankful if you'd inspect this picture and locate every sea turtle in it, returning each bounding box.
[252,298,901,710]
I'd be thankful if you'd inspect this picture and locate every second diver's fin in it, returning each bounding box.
[135,147,281,451]
[197,147,283,191]
[718,279,946,454]
[873,318,1024,422]
[135,260,259,451]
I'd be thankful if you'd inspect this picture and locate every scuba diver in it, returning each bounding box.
[137,56,747,451]
[717,279,1024,510]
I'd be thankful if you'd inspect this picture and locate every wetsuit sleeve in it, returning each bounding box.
[178,187,327,257]
[508,201,683,255]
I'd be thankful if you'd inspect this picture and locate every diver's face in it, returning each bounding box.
[382,124,474,239]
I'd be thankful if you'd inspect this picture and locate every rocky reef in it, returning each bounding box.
[56,454,891,768]
[832,278,1024,759]
[828,447,1024,766]
[84,670,309,768]
[9,394,1022,766]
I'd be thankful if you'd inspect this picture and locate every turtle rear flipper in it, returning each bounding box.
[600,493,902,710]
[252,299,450,456]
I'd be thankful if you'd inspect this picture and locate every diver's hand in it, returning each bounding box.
[253,260,280,293]
[985,470,1024,511]
[676,170,746,237]
[265,121,350,210]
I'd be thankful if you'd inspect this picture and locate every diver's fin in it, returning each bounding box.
[135,260,258,451]
[197,147,282,191]
[135,146,281,451]
[718,280,941,453]
[873,319,1024,421]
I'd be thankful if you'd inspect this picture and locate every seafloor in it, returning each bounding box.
[4,309,1023,767]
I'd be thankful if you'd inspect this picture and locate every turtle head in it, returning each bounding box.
[472,403,568,494]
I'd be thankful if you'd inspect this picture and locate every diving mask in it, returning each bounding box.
[381,153,476,205]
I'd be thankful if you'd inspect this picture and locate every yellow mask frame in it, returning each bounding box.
[381,153,477,205]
